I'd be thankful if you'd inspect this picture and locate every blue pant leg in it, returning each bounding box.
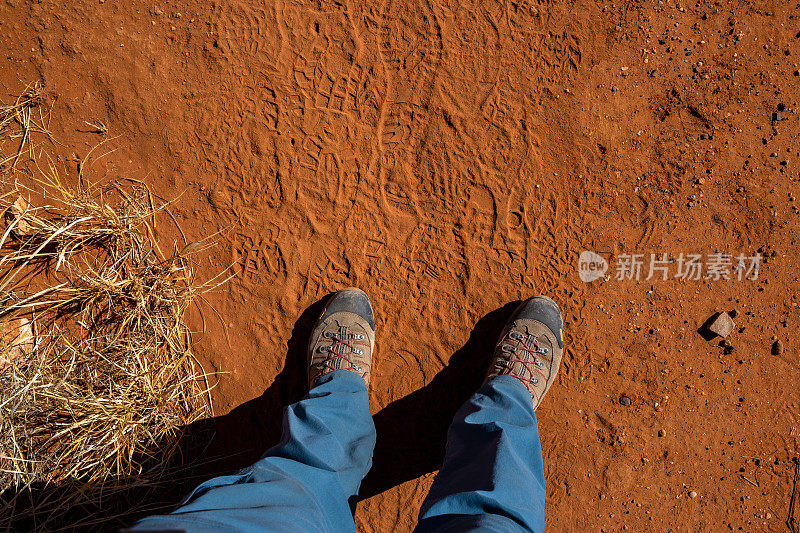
[414,375,546,533]
[130,371,375,533]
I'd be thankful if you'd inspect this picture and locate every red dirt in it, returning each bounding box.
[2,0,800,530]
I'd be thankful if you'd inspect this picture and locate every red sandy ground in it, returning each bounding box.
[1,0,799,530]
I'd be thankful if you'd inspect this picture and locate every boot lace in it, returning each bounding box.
[315,325,370,378]
[495,330,551,391]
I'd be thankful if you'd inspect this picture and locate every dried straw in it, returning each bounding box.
[0,84,222,530]
[0,81,54,173]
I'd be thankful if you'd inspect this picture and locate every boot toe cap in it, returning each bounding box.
[512,296,563,348]
[320,288,375,330]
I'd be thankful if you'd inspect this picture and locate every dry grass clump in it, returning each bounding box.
[0,85,220,530]
[0,81,53,173]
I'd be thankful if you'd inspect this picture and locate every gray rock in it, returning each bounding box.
[708,312,735,337]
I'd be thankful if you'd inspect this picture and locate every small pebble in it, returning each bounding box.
[723,345,735,355]
[772,340,783,355]
[658,429,666,437]
[619,394,632,406]
[689,491,697,498]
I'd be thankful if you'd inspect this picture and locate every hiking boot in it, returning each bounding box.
[485,296,564,409]
[308,288,375,388]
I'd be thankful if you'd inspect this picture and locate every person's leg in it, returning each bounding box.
[130,289,377,533]
[415,296,563,533]
[415,375,545,533]
[130,371,374,533]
